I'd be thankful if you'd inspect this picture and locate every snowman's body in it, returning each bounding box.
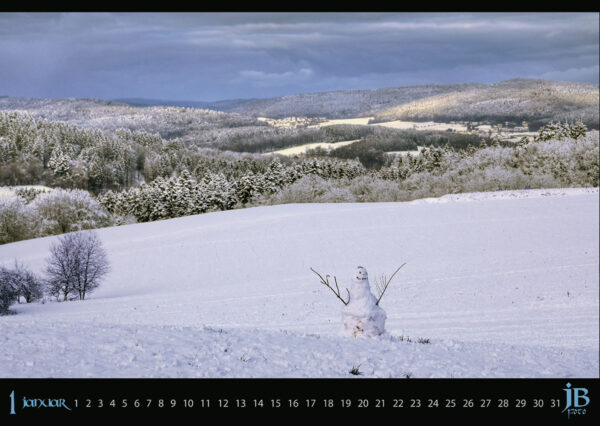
[340,266,387,337]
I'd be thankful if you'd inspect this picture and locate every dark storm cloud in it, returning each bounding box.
[0,12,597,101]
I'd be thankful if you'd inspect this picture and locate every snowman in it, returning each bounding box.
[340,266,387,337]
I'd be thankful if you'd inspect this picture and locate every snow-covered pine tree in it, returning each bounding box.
[0,138,19,165]
[235,171,259,205]
[174,169,195,216]
[48,148,72,176]
[568,121,588,139]
[201,172,237,211]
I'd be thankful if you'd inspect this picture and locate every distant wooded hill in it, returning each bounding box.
[1,79,598,138]
[115,79,599,129]
[369,79,599,129]
[0,97,265,142]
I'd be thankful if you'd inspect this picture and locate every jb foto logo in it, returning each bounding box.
[9,390,71,415]
[562,383,590,419]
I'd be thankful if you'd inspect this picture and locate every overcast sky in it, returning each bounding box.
[0,12,597,101]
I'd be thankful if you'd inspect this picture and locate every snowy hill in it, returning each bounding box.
[115,79,598,127]
[4,79,597,128]
[0,188,598,378]
[370,79,599,128]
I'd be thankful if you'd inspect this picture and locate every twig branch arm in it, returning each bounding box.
[375,263,406,306]
[310,267,350,305]
[333,275,351,306]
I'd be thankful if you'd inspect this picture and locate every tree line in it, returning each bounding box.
[1,120,597,246]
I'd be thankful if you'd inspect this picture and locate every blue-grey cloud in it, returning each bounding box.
[0,12,597,101]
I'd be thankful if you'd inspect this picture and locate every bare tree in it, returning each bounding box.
[46,234,78,301]
[45,231,109,301]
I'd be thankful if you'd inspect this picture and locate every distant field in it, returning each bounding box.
[309,117,372,127]
[263,139,361,156]
[372,120,468,132]
[387,147,425,156]
[312,117,468,133]
[501,131,539,142]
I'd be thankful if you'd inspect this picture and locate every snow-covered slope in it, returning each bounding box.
[0,188,598,377]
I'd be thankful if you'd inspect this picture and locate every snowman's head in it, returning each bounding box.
[354,266,368,281]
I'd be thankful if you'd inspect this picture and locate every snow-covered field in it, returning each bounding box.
[0,188,598,378]
[387,146,425,156]
[372,119,468,132]
[312,116,468,132]
[310,117,372,127]
[264,139,360,156]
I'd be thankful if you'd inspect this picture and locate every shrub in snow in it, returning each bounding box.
[0,194,37,244]
[0,284,16,314]
[260,175,356,205]
[0,261,43,304]
[0,268,18,314]
[348,175,406,202]
[31,188,109,236]
[45,230,109,301]
[311,264,405,338]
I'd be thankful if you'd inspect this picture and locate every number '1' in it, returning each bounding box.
[9,391,15,415]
